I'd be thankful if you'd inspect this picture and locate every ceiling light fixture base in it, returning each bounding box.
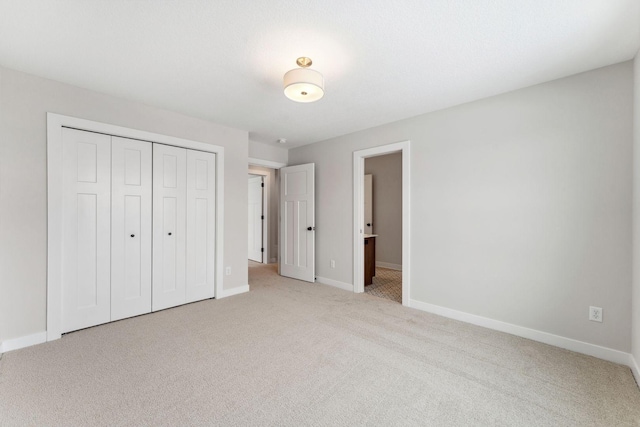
[296,57,313,68]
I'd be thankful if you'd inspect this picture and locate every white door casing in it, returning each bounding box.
[61,128,112,333]
[186,150,216,303]
[364,174,373,233]
[111,136,152,321]
[248,175,263,263]
[152,144,187,311]
[280,163,315,282]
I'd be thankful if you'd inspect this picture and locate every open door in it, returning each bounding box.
[248,175,264,262]
[364,174,373,233]
[280,163,315,282]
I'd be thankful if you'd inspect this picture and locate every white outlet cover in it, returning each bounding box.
[225,267,231,276]
[589,306,603,322]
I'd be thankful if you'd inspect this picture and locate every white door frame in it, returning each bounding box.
[353,141,411,306]
[249,158,286,169]
[248,172,268,263]
[47,113,225,342]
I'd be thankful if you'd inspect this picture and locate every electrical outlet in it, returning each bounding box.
[589,306,603,322]
[225,266,231,276]
[330,260,336,268]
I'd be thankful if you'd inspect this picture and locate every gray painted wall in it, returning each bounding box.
[289,62,633,352]
[248,165,279,263]
[0,66,249,343]
[365,153,402,266]
[0,66,4,346]
[633,53,640,366]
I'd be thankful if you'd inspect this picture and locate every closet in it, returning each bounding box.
[61,128,216,334]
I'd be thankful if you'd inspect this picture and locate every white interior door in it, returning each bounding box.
[248,175,263,263]
[364,174,373,234]
[61,128,111,333]
[186,150,216,303]
[280,163,315,282]
[152,144,187,311]
[111,136,152,321]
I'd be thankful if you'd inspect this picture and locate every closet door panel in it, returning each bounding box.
[186,150,216,303]
[162,197,178,291]
[153,144,187,311]
[61,128,111,333]
[111,137,152,321]
[124,195,142,298]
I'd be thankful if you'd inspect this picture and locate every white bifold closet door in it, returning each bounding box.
[185,149,216,303]
[61,128,112,333]
[60,130,217,331]
[111,137,152,321]
[153,144,187,311]
[152,145,216,310]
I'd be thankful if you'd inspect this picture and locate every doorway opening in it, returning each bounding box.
[247,159,286,285]
[248,174,265,263]
[248,161,284,283]
[362,153,403,303]
[353,141,411,306]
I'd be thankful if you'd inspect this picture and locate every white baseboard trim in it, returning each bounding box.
[409,299,632,367]
[375,262,402,271]
[269,257,277,264]
[0,331,47,354]
[316,276,354,292]
[218,285,250,299]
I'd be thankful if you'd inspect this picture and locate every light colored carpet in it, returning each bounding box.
[365,267,402,303]
[1,263,639,426]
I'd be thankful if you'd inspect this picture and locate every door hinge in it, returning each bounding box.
[261,248,264,252]
[261,183,264,187]
[261,215,264,220]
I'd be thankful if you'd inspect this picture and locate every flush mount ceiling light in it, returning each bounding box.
[283,57,324,103]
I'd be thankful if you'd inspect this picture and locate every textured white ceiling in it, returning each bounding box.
[0,1,638,149]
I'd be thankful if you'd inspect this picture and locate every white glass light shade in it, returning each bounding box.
[283,68,324,103]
